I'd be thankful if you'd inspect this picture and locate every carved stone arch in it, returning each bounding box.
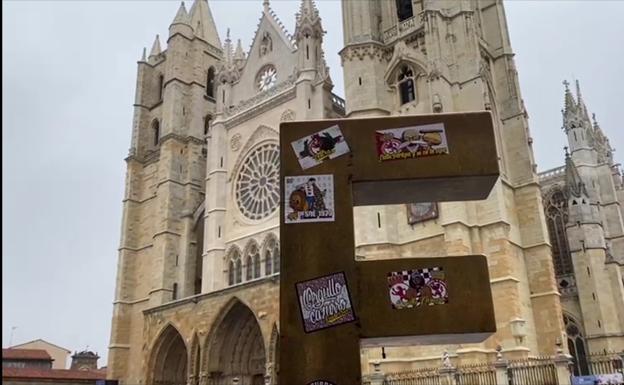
[266,324,279,382]
[189,333,202,385]
[225,244,243,285]
[203,297,267,384]
[280,109,296,122]
[383,43,428,85]
[261,232,279,276]
[147,322,189,385]
[229,125,279,181]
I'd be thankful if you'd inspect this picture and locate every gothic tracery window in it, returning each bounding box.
[265,249,272,275]
[246,255,253,281]
[253,246,261,279]
[564,315,589,376]
[273,242,280,273]
[228,250,243,286]
[235,142,280,221]
[206,67,215,98]
[398,66,416,105]
[544,188,574,276]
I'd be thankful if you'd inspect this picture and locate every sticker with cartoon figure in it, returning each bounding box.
[285,174,334,224]
[291,125,350,169]
[296,272,356,333]
[387,267,449,309]
[375,123,449,162]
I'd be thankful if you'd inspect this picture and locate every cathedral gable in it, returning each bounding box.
[230,10,296,106]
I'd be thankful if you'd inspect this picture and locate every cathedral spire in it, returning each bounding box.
[169,2,193,39]
[149,35,162,58]
[140,47,146,62]
[189,0,222,49]
[171,2,190,26]
[563,80,576,116]
[223,28,233,64]
[295,0,323,40]
[575,79,590,120]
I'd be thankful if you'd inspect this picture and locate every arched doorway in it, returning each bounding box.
[206,300,266,385]
[149,325,188,385]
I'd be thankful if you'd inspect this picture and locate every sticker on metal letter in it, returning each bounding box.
[387,267,449,309]
[375,123,449,162]
[291,125,350,170]
[296,272,356,333]
[285,174,335,224]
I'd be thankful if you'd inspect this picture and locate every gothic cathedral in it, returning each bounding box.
[108,1,623,384]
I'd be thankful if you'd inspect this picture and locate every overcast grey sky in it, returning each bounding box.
[3,0,623,366]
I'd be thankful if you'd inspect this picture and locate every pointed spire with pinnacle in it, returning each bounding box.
[295,0,323,40]
[169,2,193,38]
[575,79,590,120]
[141,47,147,62]
[234,39,245,61]
[189,0,222,49]
[223,28,233,64]
[563,80,576,115]
[149,35,162,58]
[172,2,190,25]
[565,148,589,198]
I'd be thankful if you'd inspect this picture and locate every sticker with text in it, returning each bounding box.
[291,125,350,169]
[375,123,449,162]
[296,272,356,333]
[307,381,337,385]
[387,267,448,309]
[285,174,335,224]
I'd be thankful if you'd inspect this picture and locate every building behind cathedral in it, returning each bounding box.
[107,1,624,384]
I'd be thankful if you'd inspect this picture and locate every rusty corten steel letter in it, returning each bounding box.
[280,112,499,385]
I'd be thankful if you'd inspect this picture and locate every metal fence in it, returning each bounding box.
[456,363,497,385]
[589,351,624,376]
[384,367,441,385]
[507,357,558,385]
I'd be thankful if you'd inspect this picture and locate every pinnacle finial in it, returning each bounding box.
[141,47,147,61]
[564,146,569,158]
[562,80,570,90]
[226,28,231,41]
[149,34,162,57]
[263,0,270,12]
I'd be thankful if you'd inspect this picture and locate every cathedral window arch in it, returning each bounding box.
[264,236,279,275]
[152,119,160,146]
[564,314,589,376]
[206,67,215,98]
[158,74,164,101]
[265,248,272,276]
[395,0,414,22]
[273,240,280,273]
[227,249,243,286]
[544,187,574,276]
[398,65,416,105]
[245,254,253,281]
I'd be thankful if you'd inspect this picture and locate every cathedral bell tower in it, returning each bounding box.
[108,1,222,381]
[340,0,565,366]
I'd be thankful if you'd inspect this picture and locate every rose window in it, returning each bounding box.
[235,142,280,220]
[257,65,277,92]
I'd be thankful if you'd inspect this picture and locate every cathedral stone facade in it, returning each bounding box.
[538,82,624,376]
[108,1,623,384]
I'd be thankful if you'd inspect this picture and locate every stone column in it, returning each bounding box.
[553,349,573,385]
[494,347,509,385]
[368,361,385,385]
[439,351,457,385]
